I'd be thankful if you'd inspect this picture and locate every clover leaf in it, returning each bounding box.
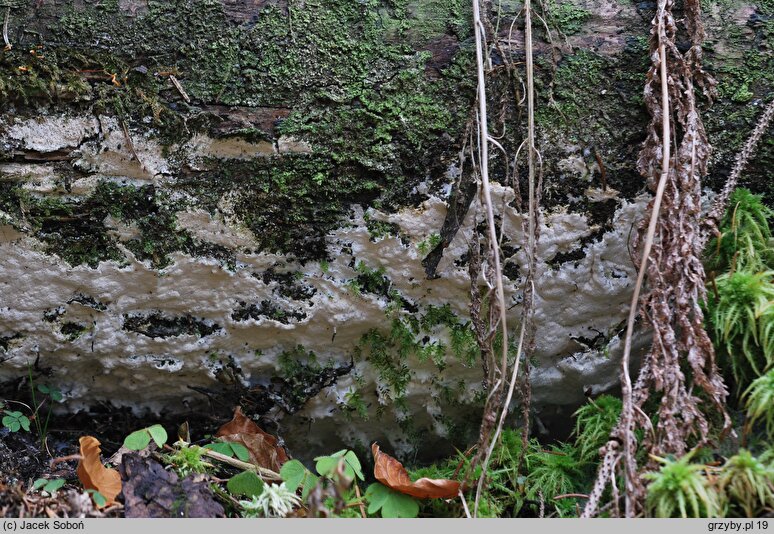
[124,424,168,450]
[365,483,419,518]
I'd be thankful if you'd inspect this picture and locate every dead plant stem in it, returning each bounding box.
[619,12,671,517]
[3,7,10,51]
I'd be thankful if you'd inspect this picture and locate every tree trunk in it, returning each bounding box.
[0,0,770,458]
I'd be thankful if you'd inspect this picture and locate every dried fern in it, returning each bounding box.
[584,0,730,516]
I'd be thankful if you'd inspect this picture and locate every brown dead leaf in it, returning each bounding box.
[76,436,122,507]
[215,406,288,472]
[372,443,460,499]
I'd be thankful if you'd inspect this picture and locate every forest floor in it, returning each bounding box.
[0,408,243,518]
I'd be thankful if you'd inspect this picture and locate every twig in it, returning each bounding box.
[473,294,528,514]
[618,5,672,517]
[470,0,510,516]
[49,454,82,468]
[168,74,191,104]
[120,120,145,171]
[472,0,508,381]
[200,449,282,481]
[354,483,366,518]
[593,148,607,191]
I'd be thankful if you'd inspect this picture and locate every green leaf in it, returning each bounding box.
[50,390,63,402]
[301,473,318,500]
[124,429,152,451]
[283,459,319,498]
[229,443,250,462]
[314,449,363,480]
[365,483,419,518]
[365,483,389,514]
[343,450,364,481]
[4,418,20,432]
[315,456,340,477]
[37,384,50,394]
[147,424,168,448]
[227,471,265,497]
[19,416,30,432]
[44,479,65,493]
[86,489,107,507]
[204,442,233,456]
[281,459,307,491]
[33,478,48,490]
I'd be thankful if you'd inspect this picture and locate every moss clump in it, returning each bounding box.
[60,322,87,341]
[545,0,591,35]
[716,51,774,104]
[353,303,478,408]
[178,155,377,261]
[380,0,471,45]
[538,50,606,126]
[365,216,403,242]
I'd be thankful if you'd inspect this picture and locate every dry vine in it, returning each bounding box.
[467,0,511,504]
[583,0,730,517]
[467,0,541,517]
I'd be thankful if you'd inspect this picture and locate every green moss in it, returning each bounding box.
[364,215,402,241]
[354,303,478,408]
[545,0,591,35]
[537,50,605,127]
[60,322,87,341]
[417,233,442,256]
[716,51,774,103]
[381,0,471,44]
[352,261,391,295]
[179,155,378,261]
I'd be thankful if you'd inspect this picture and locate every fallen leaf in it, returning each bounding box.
[76,436,122,507]
[119,453,224,518]
[372,443,460,499]
[215,406,288,472]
